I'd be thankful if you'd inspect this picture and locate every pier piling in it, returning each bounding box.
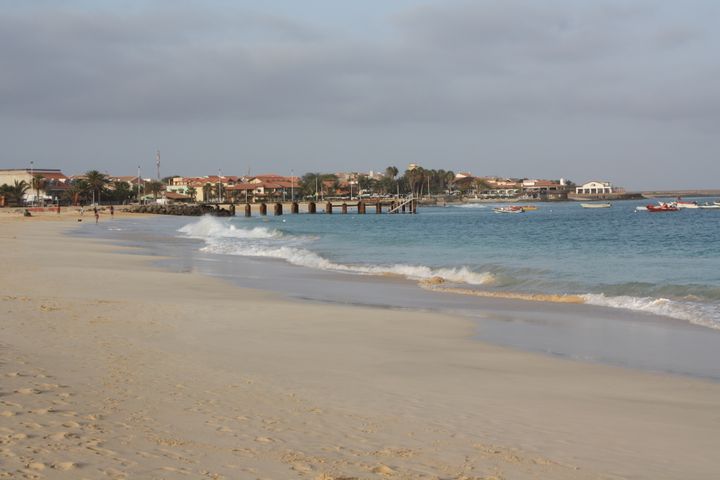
[375,203,382,214]
[358,201,366,214]
[291,202,299,214]
[274,202,283,216]
[259,203,267,216]
[308,202,316,214]
[341,203,348,214]
[244,203,251,217]
[325,202,333,214]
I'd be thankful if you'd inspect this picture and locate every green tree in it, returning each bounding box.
[0,180,30,206]
[109,181,133,203]
[300,173,338,199]
[84,170,109,204]
[384,166,399,179]
[146,180,165,199]
[31,174,46,205]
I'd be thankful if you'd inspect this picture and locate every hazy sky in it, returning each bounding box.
[1,0,718,189]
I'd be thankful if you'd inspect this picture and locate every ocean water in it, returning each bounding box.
[177,199,720,330]
[75,198,720,379]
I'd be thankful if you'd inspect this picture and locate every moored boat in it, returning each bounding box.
[494,206,524,214]
[646,203,678,212]
[580,203,611,209]
[675,198,699,209]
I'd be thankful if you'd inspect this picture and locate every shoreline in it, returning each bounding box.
[2,215,720,478]
[78,213,720,380]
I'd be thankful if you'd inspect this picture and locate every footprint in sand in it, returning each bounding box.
[52,462,76,471]
[14,388,39,395]
[27,462,46,471]
[371,464,396,475]
[254,436,274,444]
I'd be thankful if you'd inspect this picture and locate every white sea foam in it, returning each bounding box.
[582,293,720,330]
[178,215,281,239]
[202,242,495,285]
[178,216,495,285]
[455,203,488,209]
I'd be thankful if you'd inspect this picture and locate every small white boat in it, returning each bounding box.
[635,206,649,212]
[675,199,699,209]
[580,203,611,209]
[494,206,524,214]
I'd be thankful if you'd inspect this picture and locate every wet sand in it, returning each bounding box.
[2,212,720,479]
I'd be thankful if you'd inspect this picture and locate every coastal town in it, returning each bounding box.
[0,164,633,209]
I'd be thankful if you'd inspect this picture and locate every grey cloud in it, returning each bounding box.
[0,0,717,129]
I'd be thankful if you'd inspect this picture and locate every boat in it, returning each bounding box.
[517,205,539,211]
[635,206,648,212]
[494,206,524,214]
[580,203,611,209]
[675,198,699,209]
[645,203,678,212]
[699,203,720,209]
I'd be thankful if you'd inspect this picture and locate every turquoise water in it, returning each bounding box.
[178,199,720,329]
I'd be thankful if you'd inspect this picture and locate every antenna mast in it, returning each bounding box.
[156,150,161,180]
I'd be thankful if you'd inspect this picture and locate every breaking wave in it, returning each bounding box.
[582,294,720,330]
[178,216,495,285]
[178,215,281,239]
[178,216,720,330]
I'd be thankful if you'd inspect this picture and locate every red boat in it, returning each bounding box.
[646,204,678,212]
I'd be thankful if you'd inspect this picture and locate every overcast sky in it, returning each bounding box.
[1,0,718,189]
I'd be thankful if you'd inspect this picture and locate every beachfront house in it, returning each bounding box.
[226,175,300,203]
[0,168,70,205]
[576,181,615,195]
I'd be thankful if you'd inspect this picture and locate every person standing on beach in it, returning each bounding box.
[94,207,99,224]
[110,205,114,218]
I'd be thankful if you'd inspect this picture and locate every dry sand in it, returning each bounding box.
[1,211,720,479]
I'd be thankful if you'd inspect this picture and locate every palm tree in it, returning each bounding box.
[444,171,455,193]
[146,180,164,200]
[202,183,213,203]
[31,174,46,206]
[65,179,90,206]
[84,170,109,205]
[0,180,30,206]
[186,186,197,202]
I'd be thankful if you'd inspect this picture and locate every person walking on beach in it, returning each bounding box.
[80,206,84,216]
[94,207,99,224]
[110,205,114,218]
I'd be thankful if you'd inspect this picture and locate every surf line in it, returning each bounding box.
[419,277,585,304]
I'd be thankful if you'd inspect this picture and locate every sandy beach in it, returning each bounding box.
[2,211,720,479]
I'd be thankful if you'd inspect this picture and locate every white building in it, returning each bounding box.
[576,181,614,195]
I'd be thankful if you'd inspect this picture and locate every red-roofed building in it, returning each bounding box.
[0,168,70,205]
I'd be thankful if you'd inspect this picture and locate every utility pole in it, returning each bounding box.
[156,150,161,181]
[291,169,294,202]
[29,160,34,206]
